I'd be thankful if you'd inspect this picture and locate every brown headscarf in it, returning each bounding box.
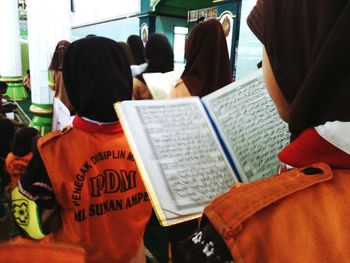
[248,0,350,139]
[118,42,135,66]
[49,40,71,71]
[181,19,233,97]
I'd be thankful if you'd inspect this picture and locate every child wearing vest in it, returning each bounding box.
[5,127,39,193]
[11,37,152,263]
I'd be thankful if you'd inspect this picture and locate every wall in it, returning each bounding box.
[72,17,140,42]
[19,21,29,75]
[141,0,151,13]
[235,0,262,80]
[216,1,241,78]
[72,0,139,27]
[155,16,188,48]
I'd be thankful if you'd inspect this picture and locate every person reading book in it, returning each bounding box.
[164,18,232,262]
[11,36,152,263]
[133,33,174,100]
[169,18,233,98]
[175,1,350,262]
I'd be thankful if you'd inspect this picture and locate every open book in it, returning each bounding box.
[114,69,290,226]
[142,69,183,99]
[52,97,73,131]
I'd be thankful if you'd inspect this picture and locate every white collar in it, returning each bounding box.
[315,121,350,154]
[80,116,118,126]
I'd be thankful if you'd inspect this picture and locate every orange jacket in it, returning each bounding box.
[0,237,85,263]
[5,152,33,189]
[38,122,152,263]
[205,162,350,263]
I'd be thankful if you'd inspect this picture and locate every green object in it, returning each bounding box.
[29,104,53,135]
[0,76,28,101]
[11,186,47,240]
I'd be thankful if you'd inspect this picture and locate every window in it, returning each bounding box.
[173,26,188,63]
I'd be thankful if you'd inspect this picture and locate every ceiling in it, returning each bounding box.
[155,0,214,17]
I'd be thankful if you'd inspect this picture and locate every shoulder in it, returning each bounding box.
[38,125,73,149]
[133,77,146,88]
[132,78,153,100]
[168,79,191,98]
[205,162,333,234]
[5,152,15,165]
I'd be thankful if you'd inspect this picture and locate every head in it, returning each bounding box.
[49,40,71,71]
[262,49,290,123]
[144,33,174,73]
[249,1,350,139]
[117,42,135,65]
[182,18,233,97]
[62,36,132,122]
[196,16,206,24]
[12,127,39,156]
[0,81,7,95]
[127,35,146,65]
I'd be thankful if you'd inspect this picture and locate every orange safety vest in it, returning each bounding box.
[205,162,350,263]
[5,152,33,189]
[0,236,86,263]
[38,124,152,263]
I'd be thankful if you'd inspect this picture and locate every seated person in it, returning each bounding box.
[5,127,39,192]
[0,81,14,116]
[23,69,31,95]
[0,118,15,191]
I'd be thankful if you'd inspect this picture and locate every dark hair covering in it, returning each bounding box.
[48,40,71,71]
[127,35,146,65]
[136,33,174,83]
[118,42,135,65]
[0,118,15,159]
[62,36,132,122]
[248,0,350,139]
[12,127,39,156]
[0,81,7,94]
[181,19,233,97]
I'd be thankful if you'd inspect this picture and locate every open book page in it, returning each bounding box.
[115,98,239,226]
[142,69,183,99]
[202,69,290,182]
[52,97,73,131]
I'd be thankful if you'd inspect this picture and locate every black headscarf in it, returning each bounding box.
[63,37,132,122]
[248,0,350,139]
[0,118,15,159]
[12,127,39,156]
[181,19,233,97]
[127,35,146,65]
[136,33,174,83]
